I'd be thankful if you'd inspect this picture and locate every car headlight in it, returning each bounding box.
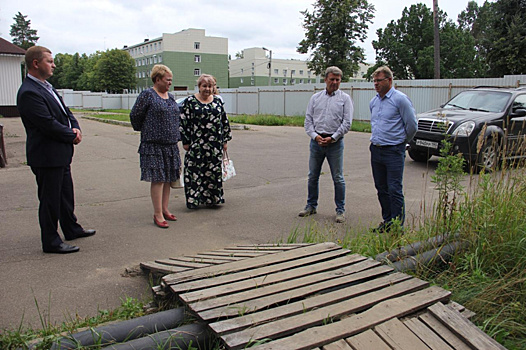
[451,121,476,137]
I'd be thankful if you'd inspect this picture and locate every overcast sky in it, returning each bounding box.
[0,0,487,62]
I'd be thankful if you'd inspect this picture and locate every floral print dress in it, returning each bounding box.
[180,95,232,208]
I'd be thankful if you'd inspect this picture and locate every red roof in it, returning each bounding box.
[0,37,26,55]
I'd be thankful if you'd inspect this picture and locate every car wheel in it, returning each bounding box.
[408,149,432,163]
[477,138,500,172]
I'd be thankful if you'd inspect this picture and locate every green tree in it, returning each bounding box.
[10,12,39,50]
[372,3,482,79]
[297,0,375,80]
[93,49,136,93]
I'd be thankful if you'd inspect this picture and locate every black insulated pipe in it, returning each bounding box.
[49,308,185,349]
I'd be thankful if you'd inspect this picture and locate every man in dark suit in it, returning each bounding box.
[17,46,95,254]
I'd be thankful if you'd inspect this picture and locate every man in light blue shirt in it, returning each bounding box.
[299,66,353,223]
[369,66,417,232]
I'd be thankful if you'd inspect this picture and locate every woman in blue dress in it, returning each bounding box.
[130,65,181,228]
[180,74,232,209]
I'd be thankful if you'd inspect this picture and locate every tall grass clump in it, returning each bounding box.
[284,140,526,348]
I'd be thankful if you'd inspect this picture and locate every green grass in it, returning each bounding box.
[284,153,526,349]
[0,296,146,349]
[72,109,372,132]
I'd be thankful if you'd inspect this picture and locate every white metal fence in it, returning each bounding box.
[59,75,526,121]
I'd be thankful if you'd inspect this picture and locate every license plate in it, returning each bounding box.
[416,139,438,149]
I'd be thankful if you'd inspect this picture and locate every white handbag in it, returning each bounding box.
[222,151,236,181]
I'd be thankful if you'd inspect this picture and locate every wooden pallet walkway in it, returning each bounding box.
[141,242,506,350]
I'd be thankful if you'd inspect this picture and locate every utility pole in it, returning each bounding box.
[433,0,440,79]
[262,47,272,86]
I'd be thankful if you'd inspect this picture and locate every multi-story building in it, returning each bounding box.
[124,28,228,92]
[229,47,372,88]
[229,47,321,88]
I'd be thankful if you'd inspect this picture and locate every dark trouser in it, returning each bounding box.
[370,143,406,226]
[31,165,83,250]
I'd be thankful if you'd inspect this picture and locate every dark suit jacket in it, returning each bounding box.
[17,77,80,167]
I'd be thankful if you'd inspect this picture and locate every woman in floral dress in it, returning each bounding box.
[180,74,232,209]
[130,64,181,228]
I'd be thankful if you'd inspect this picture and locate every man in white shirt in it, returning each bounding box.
[299,66,353,223]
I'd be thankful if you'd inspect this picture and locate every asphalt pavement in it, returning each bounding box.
[0,116,440,330]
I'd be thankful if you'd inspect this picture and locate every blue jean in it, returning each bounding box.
[307,138,345,214]
[370,143,406,225]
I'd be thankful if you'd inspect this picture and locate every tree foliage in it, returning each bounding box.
[372,4,482,79]
[10,12,39,50]
[49,50,135,93]
[93,49,136,93]
[459,0,526,76]
[297,0,375,80]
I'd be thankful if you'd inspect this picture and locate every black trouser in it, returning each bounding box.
[31,165,83,250]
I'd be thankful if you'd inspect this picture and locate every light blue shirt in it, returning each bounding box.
[304,89,353,141]
[369,87,417,146]
[27,74,70,126]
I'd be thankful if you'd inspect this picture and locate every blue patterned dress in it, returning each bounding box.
[130,88,181,182]
[180,95,232,208]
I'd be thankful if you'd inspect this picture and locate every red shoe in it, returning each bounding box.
[153,215,169,228]
[163,213,177,221]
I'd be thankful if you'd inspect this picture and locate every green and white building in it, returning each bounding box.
[124,28,228,92]
[229,47,321,88]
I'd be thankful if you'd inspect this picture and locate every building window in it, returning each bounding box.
[241,68,244,74]
[274,78,279,84]
[153,56,157,63]
[300,79,304,84]
[194,68,201,76]
[283,78,287,84]
[194,42,200,49]
[283,69,287,76]
[240,78,244,83]
[300,70,304,75]
[154,43,157,51]
[291,70,296,75]
[274,69,279,74]
[158,55,162,62]
[194,55,201,63]
[291,79,296,84]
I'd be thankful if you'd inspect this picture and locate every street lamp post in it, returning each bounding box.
[262,47,272,86]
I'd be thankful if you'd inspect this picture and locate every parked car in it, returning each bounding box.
[408,87,526,172]
[176,97,187,109]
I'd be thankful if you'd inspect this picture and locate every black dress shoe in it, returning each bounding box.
[65,229,96,241]
[43,243,80,254]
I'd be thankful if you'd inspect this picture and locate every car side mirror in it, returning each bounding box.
[511,108,526,117]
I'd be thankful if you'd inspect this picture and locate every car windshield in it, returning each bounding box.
[444,90,511,113]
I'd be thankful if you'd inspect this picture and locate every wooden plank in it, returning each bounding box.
[194,250,269,258]
[418,313,472,350]
[403,317,454,350]
[170,248,352,294]
[221,278,433,349]
[168,256,232,265]
[202,263,392,321]
[346,329,391,350]
[191,254,245,262]
[224,244,311,251]
[181,253,365,303]
[247,286,450,350]
[428,302,507,350]
[219,248,287,254]
[210,271,410,334]
[155,258,212,269]
[186,255,369,313]
[321,339,353,350]
[374,318,430,350]
[162,242,341,285]
[139,261,191,274]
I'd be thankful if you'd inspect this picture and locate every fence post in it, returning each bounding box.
[0,124,7,168]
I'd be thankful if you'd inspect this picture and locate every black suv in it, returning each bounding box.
[408,87,526,172]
